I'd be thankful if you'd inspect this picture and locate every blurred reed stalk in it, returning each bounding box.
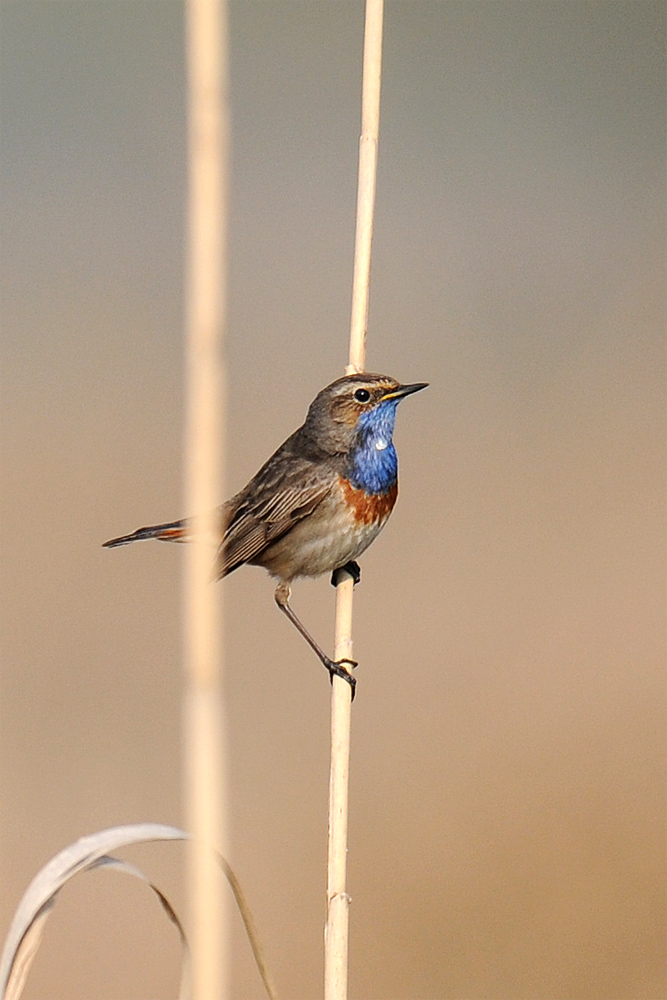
[183,0,229,998]
[325,3,384,999]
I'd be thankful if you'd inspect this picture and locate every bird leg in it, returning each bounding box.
[274,582,357,698]
[330,560,361,587]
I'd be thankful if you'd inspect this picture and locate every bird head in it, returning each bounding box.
[302,373,428,454]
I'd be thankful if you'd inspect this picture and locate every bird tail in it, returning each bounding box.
[103,519,189,549]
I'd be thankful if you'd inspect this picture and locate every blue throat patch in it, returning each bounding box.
[346,400,399,494]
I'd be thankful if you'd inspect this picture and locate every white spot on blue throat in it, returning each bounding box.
[347,399,399,494]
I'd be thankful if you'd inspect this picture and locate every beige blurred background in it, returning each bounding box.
[1,3,664,998]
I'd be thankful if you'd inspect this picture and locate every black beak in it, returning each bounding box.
[383,381,429,401]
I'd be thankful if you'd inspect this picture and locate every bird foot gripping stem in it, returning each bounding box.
[330,561,361,587]
[328,561,361,697]
[274,581,358,699]
[325,656,358,700]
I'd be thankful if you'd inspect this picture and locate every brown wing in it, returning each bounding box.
[215,478,331,579]
[212,423,342,579]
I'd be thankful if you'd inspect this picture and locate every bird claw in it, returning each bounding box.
[325,657,358,699]
[331,561,361,587]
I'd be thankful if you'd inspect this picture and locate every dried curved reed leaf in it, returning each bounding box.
[0,823,278,1000]
[0,824,185,1000]
[89,855,190,1000]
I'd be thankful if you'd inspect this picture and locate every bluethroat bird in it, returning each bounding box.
[104,372,427,697]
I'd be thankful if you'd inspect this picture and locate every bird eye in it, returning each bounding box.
[354,388,371,403]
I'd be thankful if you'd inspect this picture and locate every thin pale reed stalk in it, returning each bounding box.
[183,0,229,998]
[325,3,384,1000]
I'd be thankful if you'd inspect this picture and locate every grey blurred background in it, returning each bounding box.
[1,2,664,998]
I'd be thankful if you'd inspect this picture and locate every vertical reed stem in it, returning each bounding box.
[184,1,229,998]
[325,4,384,999]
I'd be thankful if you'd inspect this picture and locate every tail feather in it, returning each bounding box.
[103,520,188,548]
